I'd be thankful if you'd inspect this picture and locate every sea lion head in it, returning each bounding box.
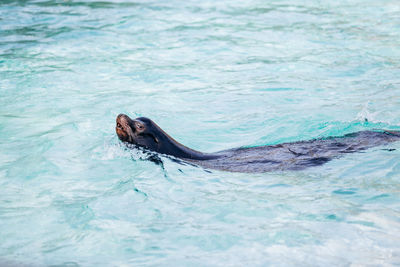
[116,114,160,151]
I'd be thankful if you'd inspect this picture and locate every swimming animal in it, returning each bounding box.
[116,114,400,173]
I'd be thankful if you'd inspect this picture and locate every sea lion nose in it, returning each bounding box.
[117,113,125,121]
[116,114,129,124]
[116,114,135,143]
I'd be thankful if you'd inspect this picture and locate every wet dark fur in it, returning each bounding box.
[116,114,400,173]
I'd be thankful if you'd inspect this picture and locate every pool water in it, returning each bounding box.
[1,0,400,265]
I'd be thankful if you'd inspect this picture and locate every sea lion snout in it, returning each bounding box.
[116,114,135,142]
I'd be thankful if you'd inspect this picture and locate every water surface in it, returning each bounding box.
[1,0,400,266]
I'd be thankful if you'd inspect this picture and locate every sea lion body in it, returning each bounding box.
[191,131,400,172]
[116,114,400,173]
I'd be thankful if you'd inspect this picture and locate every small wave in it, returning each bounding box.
[355,102,378,123]
[354,103,400,128]
[92,139,131,160]
[93,138,161,162]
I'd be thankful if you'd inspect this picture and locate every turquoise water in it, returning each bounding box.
[1,0,400,265]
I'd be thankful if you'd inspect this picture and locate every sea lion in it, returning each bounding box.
[116,114,400,173]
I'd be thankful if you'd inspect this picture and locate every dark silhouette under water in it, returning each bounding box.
[116,114,400,173]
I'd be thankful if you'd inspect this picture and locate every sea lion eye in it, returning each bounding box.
[136,123,144,130]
